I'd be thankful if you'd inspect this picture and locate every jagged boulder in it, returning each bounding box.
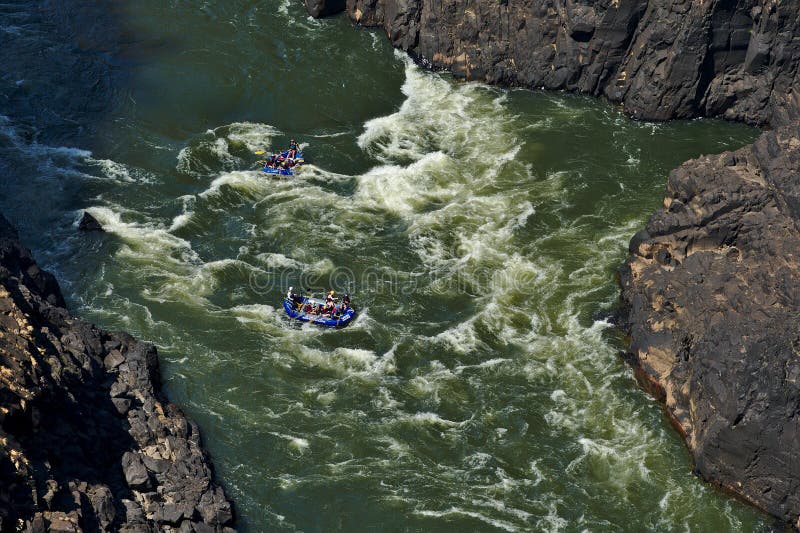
[78,211,104,232]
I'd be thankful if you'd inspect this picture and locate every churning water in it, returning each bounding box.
[0,1,768,530]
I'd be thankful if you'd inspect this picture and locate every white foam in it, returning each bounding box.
[225,122,281,152]
[290,345,395,378]
[86,206,196,264]
[199,170,267,199]
[415,508,519,532]
[168,195,197,231]
[270,432,310,453]
[176,122,278,177]
[90,158,153,183]
[407,412,462,427]
[256,252,304,269]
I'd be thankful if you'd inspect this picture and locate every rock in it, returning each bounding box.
[153,503,184,525]
[112,397,132,415]
[192,523,215,533]
[304,0,346,18]
[110,380,130,399]
[78,211,104,232]
[88,486,116,530]
[104,349,125,370]
[619,126,800,526]
[197,487,234,526]
[46,512,80,533]
[142,454,170,474]
[342,0,800,126]
[121,499,146,525]
[122,452,151,490]
[29,513,46,533]
[0,213,236,529]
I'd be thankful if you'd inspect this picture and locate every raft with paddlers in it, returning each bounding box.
[257,139,305,176]
[283,288,355,328]
[262,150,305,175]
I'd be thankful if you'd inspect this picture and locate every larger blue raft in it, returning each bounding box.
[283,297,356,328]
[262,150,304,176]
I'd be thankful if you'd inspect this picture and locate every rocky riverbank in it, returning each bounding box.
[304,0,800,527]
[0,214,234,531]
[620,126,800,527]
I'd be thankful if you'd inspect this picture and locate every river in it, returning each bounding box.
[0,1,768,531]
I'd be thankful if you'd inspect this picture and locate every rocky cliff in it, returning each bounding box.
[305,0,800,527]
[0,215,234,532]
[333,0,800,126]
[620,126,800,528]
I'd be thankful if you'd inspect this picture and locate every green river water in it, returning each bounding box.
[0,1,769,531]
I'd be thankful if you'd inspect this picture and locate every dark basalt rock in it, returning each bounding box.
[619,126,800,528]
[0,214,235,531]
[78,211,104,232]
[304,0,346,18]
[330,0,800,126]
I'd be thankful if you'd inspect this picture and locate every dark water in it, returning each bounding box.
[0,1,768,531]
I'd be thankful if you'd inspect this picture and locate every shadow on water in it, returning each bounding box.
[0,1,132,236]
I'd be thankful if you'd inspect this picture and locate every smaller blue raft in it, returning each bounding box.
[283,297,356,328]
[262,151,304,176]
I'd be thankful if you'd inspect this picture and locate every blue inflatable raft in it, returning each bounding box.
[283,296,356,328]
[262,150,305,176]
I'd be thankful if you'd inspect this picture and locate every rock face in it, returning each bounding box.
[335,0,800,126]
[78,211,104,232]
[619,127,800,527]
[304,0,347,18]
[303,0,800,527]
[0,215,235,531]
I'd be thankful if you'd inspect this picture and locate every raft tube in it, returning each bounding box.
[283,297,355,328]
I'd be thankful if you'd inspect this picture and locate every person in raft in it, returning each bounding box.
[286,287,305,309]
[286,287,296,306]
[288,139,299,156]
[262,154,277,169]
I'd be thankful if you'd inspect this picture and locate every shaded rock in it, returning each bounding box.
[192,523,216,533]
[152,503,184,525]
[122,452,151,490]
[197,487,234,526]
[342,0,800,126]
[142,454,170,474]
[47,517,79,533]
[0,213,236,530]
[111,397,132,415]
[78,211,103,232]
[88,485,116,530]
[304,0,346,18]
